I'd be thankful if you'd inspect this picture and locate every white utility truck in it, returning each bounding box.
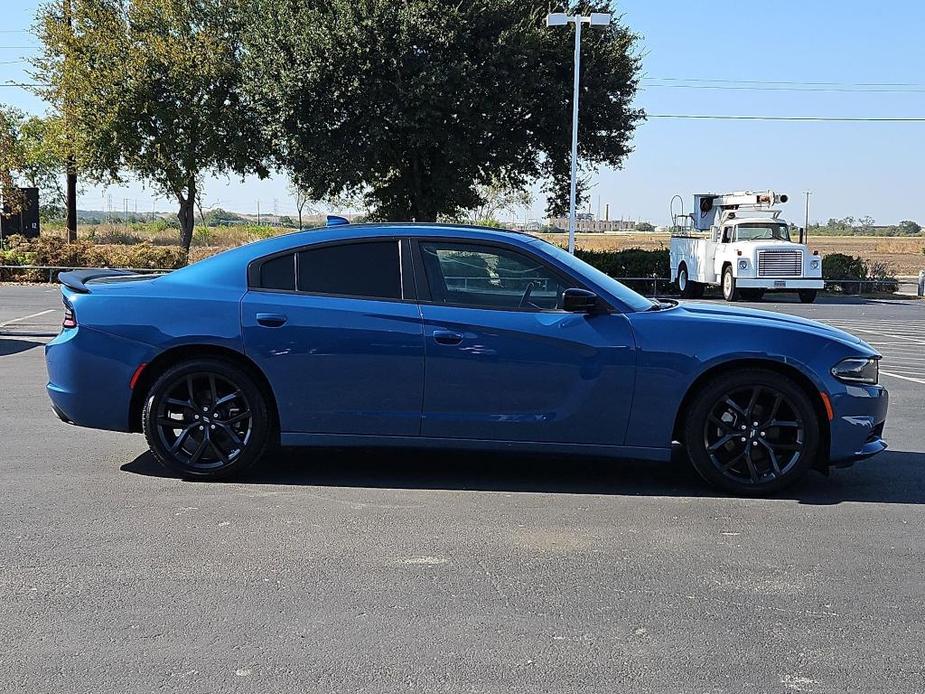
[669,191,823,303]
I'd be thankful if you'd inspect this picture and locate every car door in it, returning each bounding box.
[242,238,424,436]
[413,239,636,445]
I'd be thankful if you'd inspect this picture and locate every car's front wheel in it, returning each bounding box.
[683,369,820,495]
[142,358,271,479]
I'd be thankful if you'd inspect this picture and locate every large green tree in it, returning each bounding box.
[243,0,642,221]
[33,0,268,250]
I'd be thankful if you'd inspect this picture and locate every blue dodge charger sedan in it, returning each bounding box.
[45,221,888,494]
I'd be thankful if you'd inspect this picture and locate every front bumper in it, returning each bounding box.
[736,278,825,289]
[827,383,889,465]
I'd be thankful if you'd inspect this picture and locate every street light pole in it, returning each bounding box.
[547,12,612,254]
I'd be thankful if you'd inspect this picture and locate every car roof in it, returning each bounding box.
[165,223,551,290]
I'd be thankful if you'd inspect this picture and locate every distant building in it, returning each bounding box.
[547,216,639,233]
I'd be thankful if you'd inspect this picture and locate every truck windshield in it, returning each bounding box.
[736,223,791,241]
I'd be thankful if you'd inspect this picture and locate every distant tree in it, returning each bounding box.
[635,221,655,232]
[33,0,268,251]
[288,181,316,230]
[244,0,642,221]
[896,220,922,235]
[0,105,67,213]
[0,106,25,214]
[465,180,532,224]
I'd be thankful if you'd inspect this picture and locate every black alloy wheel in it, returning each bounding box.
[143,358,270,479]
[684,369,819,494]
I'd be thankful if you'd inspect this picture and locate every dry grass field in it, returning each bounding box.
[537,233,925,275]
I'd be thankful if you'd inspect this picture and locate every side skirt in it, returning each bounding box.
[279,432,672,462]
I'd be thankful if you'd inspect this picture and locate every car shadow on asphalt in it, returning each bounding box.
[0,338,44,356]
[121,448,925,505]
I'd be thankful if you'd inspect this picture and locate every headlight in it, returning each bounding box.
[811,259,820,269]
[738,259,748,270]
[831,357,879,384]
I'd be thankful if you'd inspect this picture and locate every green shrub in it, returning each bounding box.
[575,248,669,292]
[822,253,897,294]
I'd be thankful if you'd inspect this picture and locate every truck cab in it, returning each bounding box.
[670,191,824,303]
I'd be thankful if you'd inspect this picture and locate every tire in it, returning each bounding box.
[721,266,739,302]
[740,289,765,301]
[798,289,818,304]
[677,264,704,299]
[142,358,271,480]
[683,368,820,495]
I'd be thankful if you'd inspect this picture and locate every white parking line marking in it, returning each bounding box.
[881,371,925,385]
[841,329,925,346]
[0,309,56,328]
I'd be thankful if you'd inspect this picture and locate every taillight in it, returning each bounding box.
[62,302,77,329]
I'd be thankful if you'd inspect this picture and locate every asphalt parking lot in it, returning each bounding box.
[1,284,923,693]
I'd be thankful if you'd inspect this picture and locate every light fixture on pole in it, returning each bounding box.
[546,11,612,254]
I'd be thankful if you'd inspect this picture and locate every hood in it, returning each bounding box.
[675,302,875,352]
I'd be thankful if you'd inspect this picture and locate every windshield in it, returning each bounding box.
[530,238,656,312]
[736,223,791,242]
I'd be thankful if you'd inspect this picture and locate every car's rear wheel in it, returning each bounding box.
[683,369,820,495]
[142,358,270,479]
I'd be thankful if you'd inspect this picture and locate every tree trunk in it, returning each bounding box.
[177,179,196,252]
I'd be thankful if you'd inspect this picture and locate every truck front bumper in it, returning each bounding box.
[736,278,825,289]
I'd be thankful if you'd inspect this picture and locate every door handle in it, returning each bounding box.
[256,313,288,328]
[433,330,463,346]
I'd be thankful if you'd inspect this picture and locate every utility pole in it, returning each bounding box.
[256,200,261,226]
[804,191,811,242]
[64,0,77,242]
[546,11,613,254]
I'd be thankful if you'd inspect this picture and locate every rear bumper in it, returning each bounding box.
[45,326,155,432]
[736,278,825,289]
[827,383,889,465]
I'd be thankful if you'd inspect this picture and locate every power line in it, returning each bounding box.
[647,114,925,122]
[642,83,925,94]
[0,59,28,65]
[643,76,925,88]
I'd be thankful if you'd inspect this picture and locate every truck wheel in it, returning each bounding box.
[799,290,817,304]
[677,264,703,298]
[722,266,739,302]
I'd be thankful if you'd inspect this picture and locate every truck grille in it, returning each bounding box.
[758,250,803,277]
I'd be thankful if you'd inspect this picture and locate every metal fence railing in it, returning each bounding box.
[0,265,920,297]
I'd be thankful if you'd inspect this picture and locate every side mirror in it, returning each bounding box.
[799,227,805,244]
[563,288,600,313]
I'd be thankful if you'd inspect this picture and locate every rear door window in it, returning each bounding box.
[259,253,296,291]
[297,241,402,300]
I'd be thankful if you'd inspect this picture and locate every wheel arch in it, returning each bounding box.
[672,358,831,465]
[128,344,280,441]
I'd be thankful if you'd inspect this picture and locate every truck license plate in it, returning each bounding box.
[774,280,786,288]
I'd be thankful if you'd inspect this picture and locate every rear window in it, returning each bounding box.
[298,241,401,300]
[259,254,296,291]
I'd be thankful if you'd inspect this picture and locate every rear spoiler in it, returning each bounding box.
[58,268,137,293]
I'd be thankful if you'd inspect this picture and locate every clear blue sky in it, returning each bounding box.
[2,0,924,225]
